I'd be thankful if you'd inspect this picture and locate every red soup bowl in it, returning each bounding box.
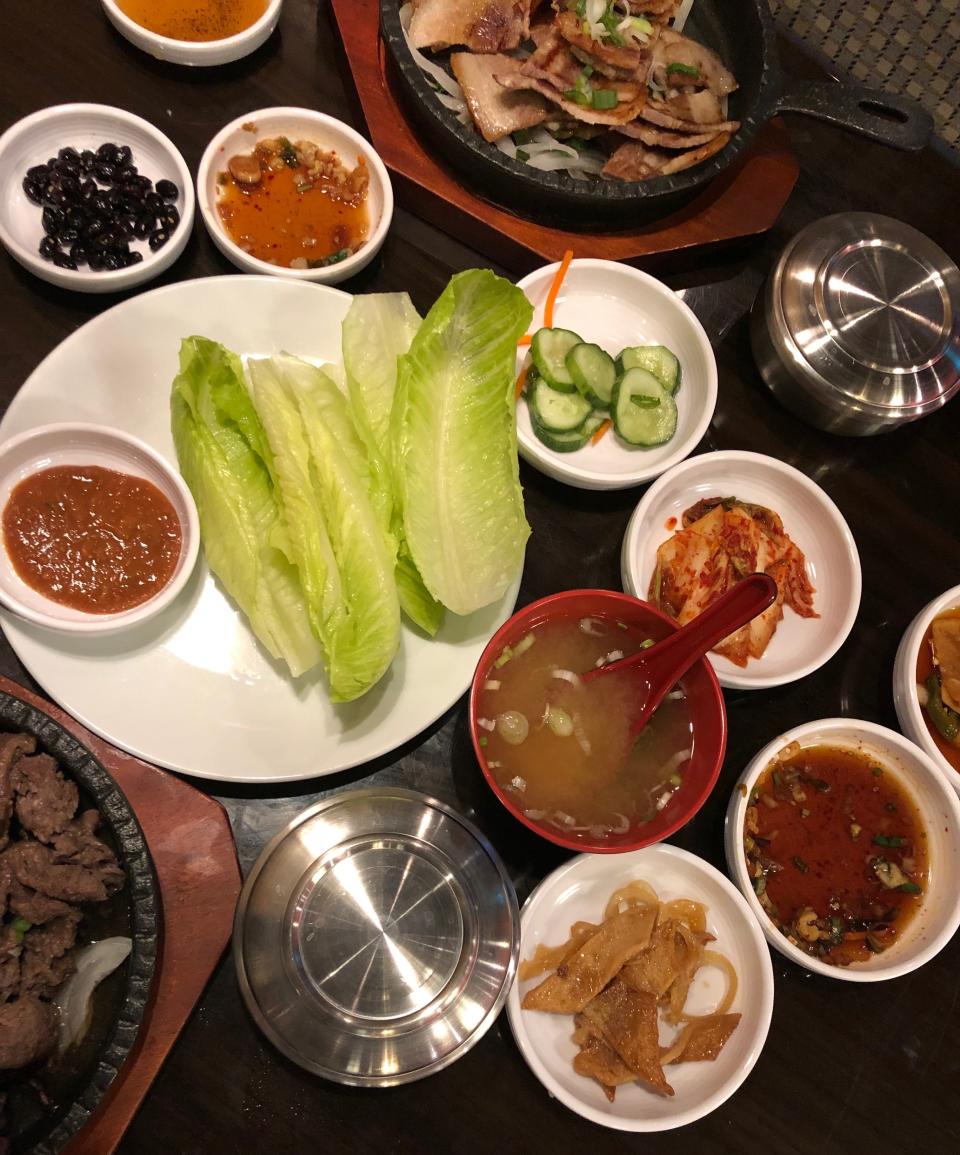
[469,589,726,854]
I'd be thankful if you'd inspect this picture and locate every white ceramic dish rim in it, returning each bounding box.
[514,259,718,491]
[100,0,282,58]
[621,449,863,689]
[893,584,960,794]
[724,717,960,982]
[196,107,392,281]
[0,422,200,634]
[0,103,194,292]
[506,842,775,1132]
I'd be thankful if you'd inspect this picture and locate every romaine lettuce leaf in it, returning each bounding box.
[170,337,323,678]
[393,269,532,615]
[342,293,444,636]
[247,355,401,702]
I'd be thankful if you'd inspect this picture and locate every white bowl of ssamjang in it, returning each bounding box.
[0,423,199,633]
[724,719,960,982]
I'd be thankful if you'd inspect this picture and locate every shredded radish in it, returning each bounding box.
[400,3,468,112]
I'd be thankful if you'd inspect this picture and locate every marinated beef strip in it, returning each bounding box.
[602,130,731,179]
[0,734,35,852]
[14,753,79,844]
[6,879,73,926]
[522,906,657,1014]
[408,0,538,52]
[4,841,121,905]
[20,911,81,999]
[932,617,960,713]
[650,28,738,95]
[451,53,552,141]
[581,980,674,1096]
[663,1012,741,1064]
[0,995,57,1070]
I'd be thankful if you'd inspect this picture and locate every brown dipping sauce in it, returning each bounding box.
[2,465,182,614]
[744,743,928,966]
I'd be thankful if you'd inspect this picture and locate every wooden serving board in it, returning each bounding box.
[330,0,800,271]
[0,677,242,1155]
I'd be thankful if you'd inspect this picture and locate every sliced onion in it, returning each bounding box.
[55,937,132,1052]
[672,0,695,34]
[400,4,467,103]
[483,679,501,691]
[579,617,606,636]
[662,748,693,778]
[497,711,529,745]
[476,717,496,732]
[552,668,582,686]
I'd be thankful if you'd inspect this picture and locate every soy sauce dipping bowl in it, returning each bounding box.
[100,0,284,67]
[724,719,960,982]
[0,423,199,634]
[469,590,727,854]
[0,103,194,293]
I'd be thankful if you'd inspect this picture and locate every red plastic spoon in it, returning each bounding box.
[582,572,778,737]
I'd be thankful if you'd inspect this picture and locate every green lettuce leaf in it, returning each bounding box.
[247,355,401,702]
[170,337,323,678]
[394,269,532,616]
[342,292,444,636]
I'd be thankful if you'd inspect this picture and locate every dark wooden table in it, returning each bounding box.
[2,4,959,1154]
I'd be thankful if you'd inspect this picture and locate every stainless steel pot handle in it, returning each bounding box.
[774,81,933,151]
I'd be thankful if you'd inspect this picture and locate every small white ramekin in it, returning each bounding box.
[725,718,960,982]
[0,424,199,634]
[197,108,393,285]
[99,0,283,66]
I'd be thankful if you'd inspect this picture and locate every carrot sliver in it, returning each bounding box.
[590,418,612,445]
[515,363,530,401]
[543,249,574,329]
[517,334,533,346]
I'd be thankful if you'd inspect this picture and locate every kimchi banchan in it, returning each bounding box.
[475,614,694,840]
[520,879,740,1101]
[743,742,929,966]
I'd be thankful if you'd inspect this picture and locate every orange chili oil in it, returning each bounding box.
[115,0,267,41]
[2,465,182,614]
[216,162,369,268]
[916,611,960,775]
[743,744,927,966]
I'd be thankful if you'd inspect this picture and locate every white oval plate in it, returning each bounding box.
[621,450,862,689]
[506,843,774,1132]
[0,277,519,783]
[515,260,717,491]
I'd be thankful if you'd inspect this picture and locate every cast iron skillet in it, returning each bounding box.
[0,691,159,1155]
[380,0,933,222]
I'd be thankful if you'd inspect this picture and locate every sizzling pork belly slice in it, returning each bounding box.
[932,616,960,713]
[651,28,738,95]
[580,980,674,1096]
[602,130,730,179]
[408,0,539,52]
[451,53,551,141]
[555,11,653,80]
[616,121,726,149]
[522,906,657,1014]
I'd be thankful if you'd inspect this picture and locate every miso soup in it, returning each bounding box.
[476,614,694,840]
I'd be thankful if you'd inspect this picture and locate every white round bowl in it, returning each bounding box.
[196,108,393,285]
[507,843,774,1132]
[515,259,717,491]
[0,103,194,294]
[621,450,862,689]
[100,0,283,66]
[724,718,960,982]
[0,423,199,633]
[894,584,960,796]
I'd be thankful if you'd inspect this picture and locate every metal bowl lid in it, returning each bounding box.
[234,787,519,1086]
[770,212,960,418]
